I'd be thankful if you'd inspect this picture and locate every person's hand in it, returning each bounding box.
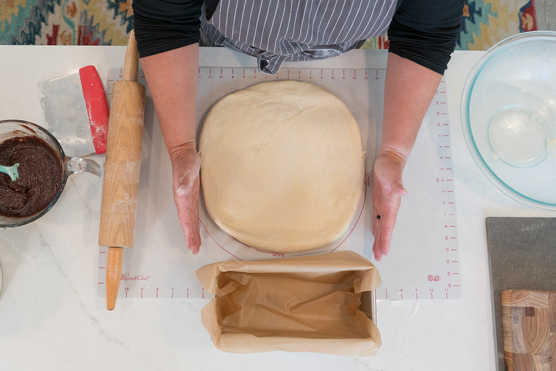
[170,142,202,255]
[372,149,408,262]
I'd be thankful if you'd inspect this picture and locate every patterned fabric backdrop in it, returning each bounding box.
[0,0,132,45]
[0,0,539,50]
[362,0,538,50]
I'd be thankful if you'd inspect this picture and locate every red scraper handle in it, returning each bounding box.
[79,65,110,155]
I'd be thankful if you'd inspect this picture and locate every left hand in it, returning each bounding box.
[372,150,408,261]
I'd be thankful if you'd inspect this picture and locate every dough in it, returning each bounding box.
[199,81,364,253]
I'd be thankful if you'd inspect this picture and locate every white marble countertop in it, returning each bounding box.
[0,46,552,371]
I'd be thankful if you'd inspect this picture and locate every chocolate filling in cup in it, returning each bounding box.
[0,120,101,228]
[0,136,62,218]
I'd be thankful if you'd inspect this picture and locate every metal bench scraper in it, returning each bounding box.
[38,65,109,157]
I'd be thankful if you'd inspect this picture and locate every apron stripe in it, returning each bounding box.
[321,1,339,45]
[351,1,374,41]
[258,3,272,48]
[379,1,398,34]
[334,1,358,45]
[202,0,397,74]
[368,1,394,40]
[343,1,365,44]
[274,4,287,54]
[325,2,349,45]
[224,0,231,38]
[303,0,315,45]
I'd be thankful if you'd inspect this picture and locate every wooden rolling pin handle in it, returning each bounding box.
[122,30,139,82]
[98,81,146,248]
[106,247,124,311]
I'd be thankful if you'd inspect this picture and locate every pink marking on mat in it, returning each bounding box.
[200,218,243,261]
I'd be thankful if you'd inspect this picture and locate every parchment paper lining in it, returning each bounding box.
[196,251,382,356]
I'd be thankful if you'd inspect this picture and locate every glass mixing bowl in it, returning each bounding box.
[461,31,556,212]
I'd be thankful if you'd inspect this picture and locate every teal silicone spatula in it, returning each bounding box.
[0,163,19,181]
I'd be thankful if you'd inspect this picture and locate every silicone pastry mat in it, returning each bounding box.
[98,67,460,300]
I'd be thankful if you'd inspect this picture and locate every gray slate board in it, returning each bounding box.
[486,217,556,371]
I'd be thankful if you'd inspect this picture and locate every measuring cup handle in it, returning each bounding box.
[64,157,101,177]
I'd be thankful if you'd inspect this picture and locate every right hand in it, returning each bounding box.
[170,142,202,255]
[371,149,408,262]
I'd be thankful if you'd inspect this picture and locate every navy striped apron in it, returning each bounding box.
[201,0,398,74]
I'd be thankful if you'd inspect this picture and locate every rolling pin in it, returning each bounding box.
[99,30,146,311]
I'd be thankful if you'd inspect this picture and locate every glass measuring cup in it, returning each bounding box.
[0,120,101,228]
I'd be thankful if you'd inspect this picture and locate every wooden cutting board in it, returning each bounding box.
[487,217,556,371]
[502,290,556,371]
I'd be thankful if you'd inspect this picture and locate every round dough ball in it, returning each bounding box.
[199,81,364,253]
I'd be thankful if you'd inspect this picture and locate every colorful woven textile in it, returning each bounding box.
[361,0,538,50]
[0,0,132,45]
[0,0,539,50]
[456,0,537,50]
